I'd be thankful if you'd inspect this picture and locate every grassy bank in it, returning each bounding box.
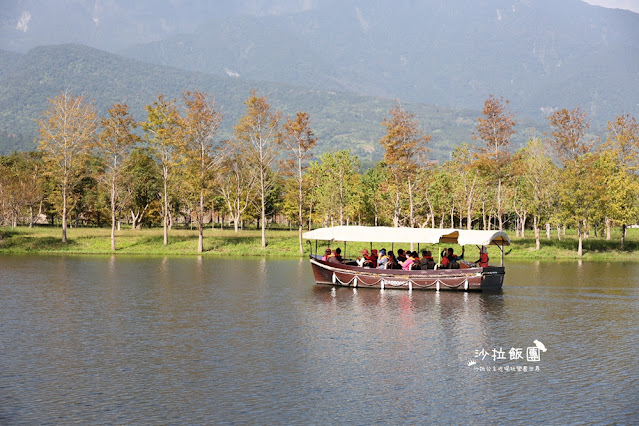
[1,226,638,261]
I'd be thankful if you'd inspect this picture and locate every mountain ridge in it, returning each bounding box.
[0,43,498,163]
[117,0,639,123]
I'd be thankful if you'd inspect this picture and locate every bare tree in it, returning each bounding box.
[36,91,98,242]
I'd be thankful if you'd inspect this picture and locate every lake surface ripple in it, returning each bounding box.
[1,256,638,424]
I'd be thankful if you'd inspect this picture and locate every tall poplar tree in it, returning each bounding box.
[142,94,184,246]
[317,150,360,226]
[547,107,593,166]
[279,111,317,254]
[182,90,224,253]
[547,106,594,256]
[97,103,140,251]
[516,137,557,250]
[602,113,639,247]
[234,90,280,248]
[36,91,98,243]
[380,102,431,227]
[472,95,516,231]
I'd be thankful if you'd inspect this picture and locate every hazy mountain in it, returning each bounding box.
[119,0,639,124]
[0,44,498,163]
[1,0,632,159]
[0,0,319,53]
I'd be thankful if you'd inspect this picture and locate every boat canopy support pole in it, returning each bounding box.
[492,241,504,267]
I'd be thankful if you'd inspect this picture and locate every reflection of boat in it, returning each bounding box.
[303,226,510,292]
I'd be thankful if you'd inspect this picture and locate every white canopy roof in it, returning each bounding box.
[303,226,510,246]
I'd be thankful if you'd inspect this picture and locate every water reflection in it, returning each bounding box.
[0,255,637,424]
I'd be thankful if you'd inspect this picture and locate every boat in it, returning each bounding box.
[303,226,510,292]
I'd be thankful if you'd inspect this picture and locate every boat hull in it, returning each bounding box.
[310,256,504,291]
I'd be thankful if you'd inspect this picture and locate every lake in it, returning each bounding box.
[1,255,638,424]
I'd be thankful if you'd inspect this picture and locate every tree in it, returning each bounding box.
[547,107,595,256]
[604,113,639,171]
[380,102,431,227]
[602,114,639,246]
[279,111,317,254]
[234,90,281,248]
[557,154,600,256]
[142,94,184,245]
[97,103,141,251]
[547,106,593,166]
[361,162,390,226]
[121,148,161,230]
[472,95,516,231]
[317,150,360,226]
[0,152,45,227]
[182,90,224,253]
[448,144,479,230]
[426,166,454,228]
[36,91,98,242]
[515,137,558,249]
[217,148,258,232]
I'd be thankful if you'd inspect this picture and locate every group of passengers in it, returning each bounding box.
[322,245,488,269]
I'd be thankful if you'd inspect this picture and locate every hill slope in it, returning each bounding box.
[0,44,506,163]
[120,0,639,124]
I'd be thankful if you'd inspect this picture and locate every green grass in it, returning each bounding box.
[1,226,638,261]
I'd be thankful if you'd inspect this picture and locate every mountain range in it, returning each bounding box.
[1,0,637,160]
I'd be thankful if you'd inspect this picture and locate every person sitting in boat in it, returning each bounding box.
[334,247,343,262]
[400,251,418,270]
[386,251,401,269]
[411,251,421,269]
[322,248,332,261]
[397,249,407,263]
[327,249,342,264]
[377,248,389,268]
[357,249,377,268]
[419,250,436,269]
[439,250,450,269]
[447,247,464,261]
[475,247,489,267]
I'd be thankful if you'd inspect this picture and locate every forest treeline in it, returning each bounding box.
[1,89,637,256]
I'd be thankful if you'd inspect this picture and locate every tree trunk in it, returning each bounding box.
[298,168,304,255]
[393,191,400,227]
[408,179,415,228]
[546,223,551,239]
[605,217,611,240]
[163,176,169,245]
[557,224,561,241]
[621,224,627,251]
[482,201,486,230]
[450,204,454,228]
[29,206,34,228]
[577,222,583,257]
[534,216,540,250]
[111,179,116,251]
[497,179,503,230]
[62,183,68,243]
[198,190,204,253]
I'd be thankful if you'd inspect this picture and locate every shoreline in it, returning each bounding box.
[1,226,638,261]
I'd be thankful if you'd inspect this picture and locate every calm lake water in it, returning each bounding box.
[1,255,638,424]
